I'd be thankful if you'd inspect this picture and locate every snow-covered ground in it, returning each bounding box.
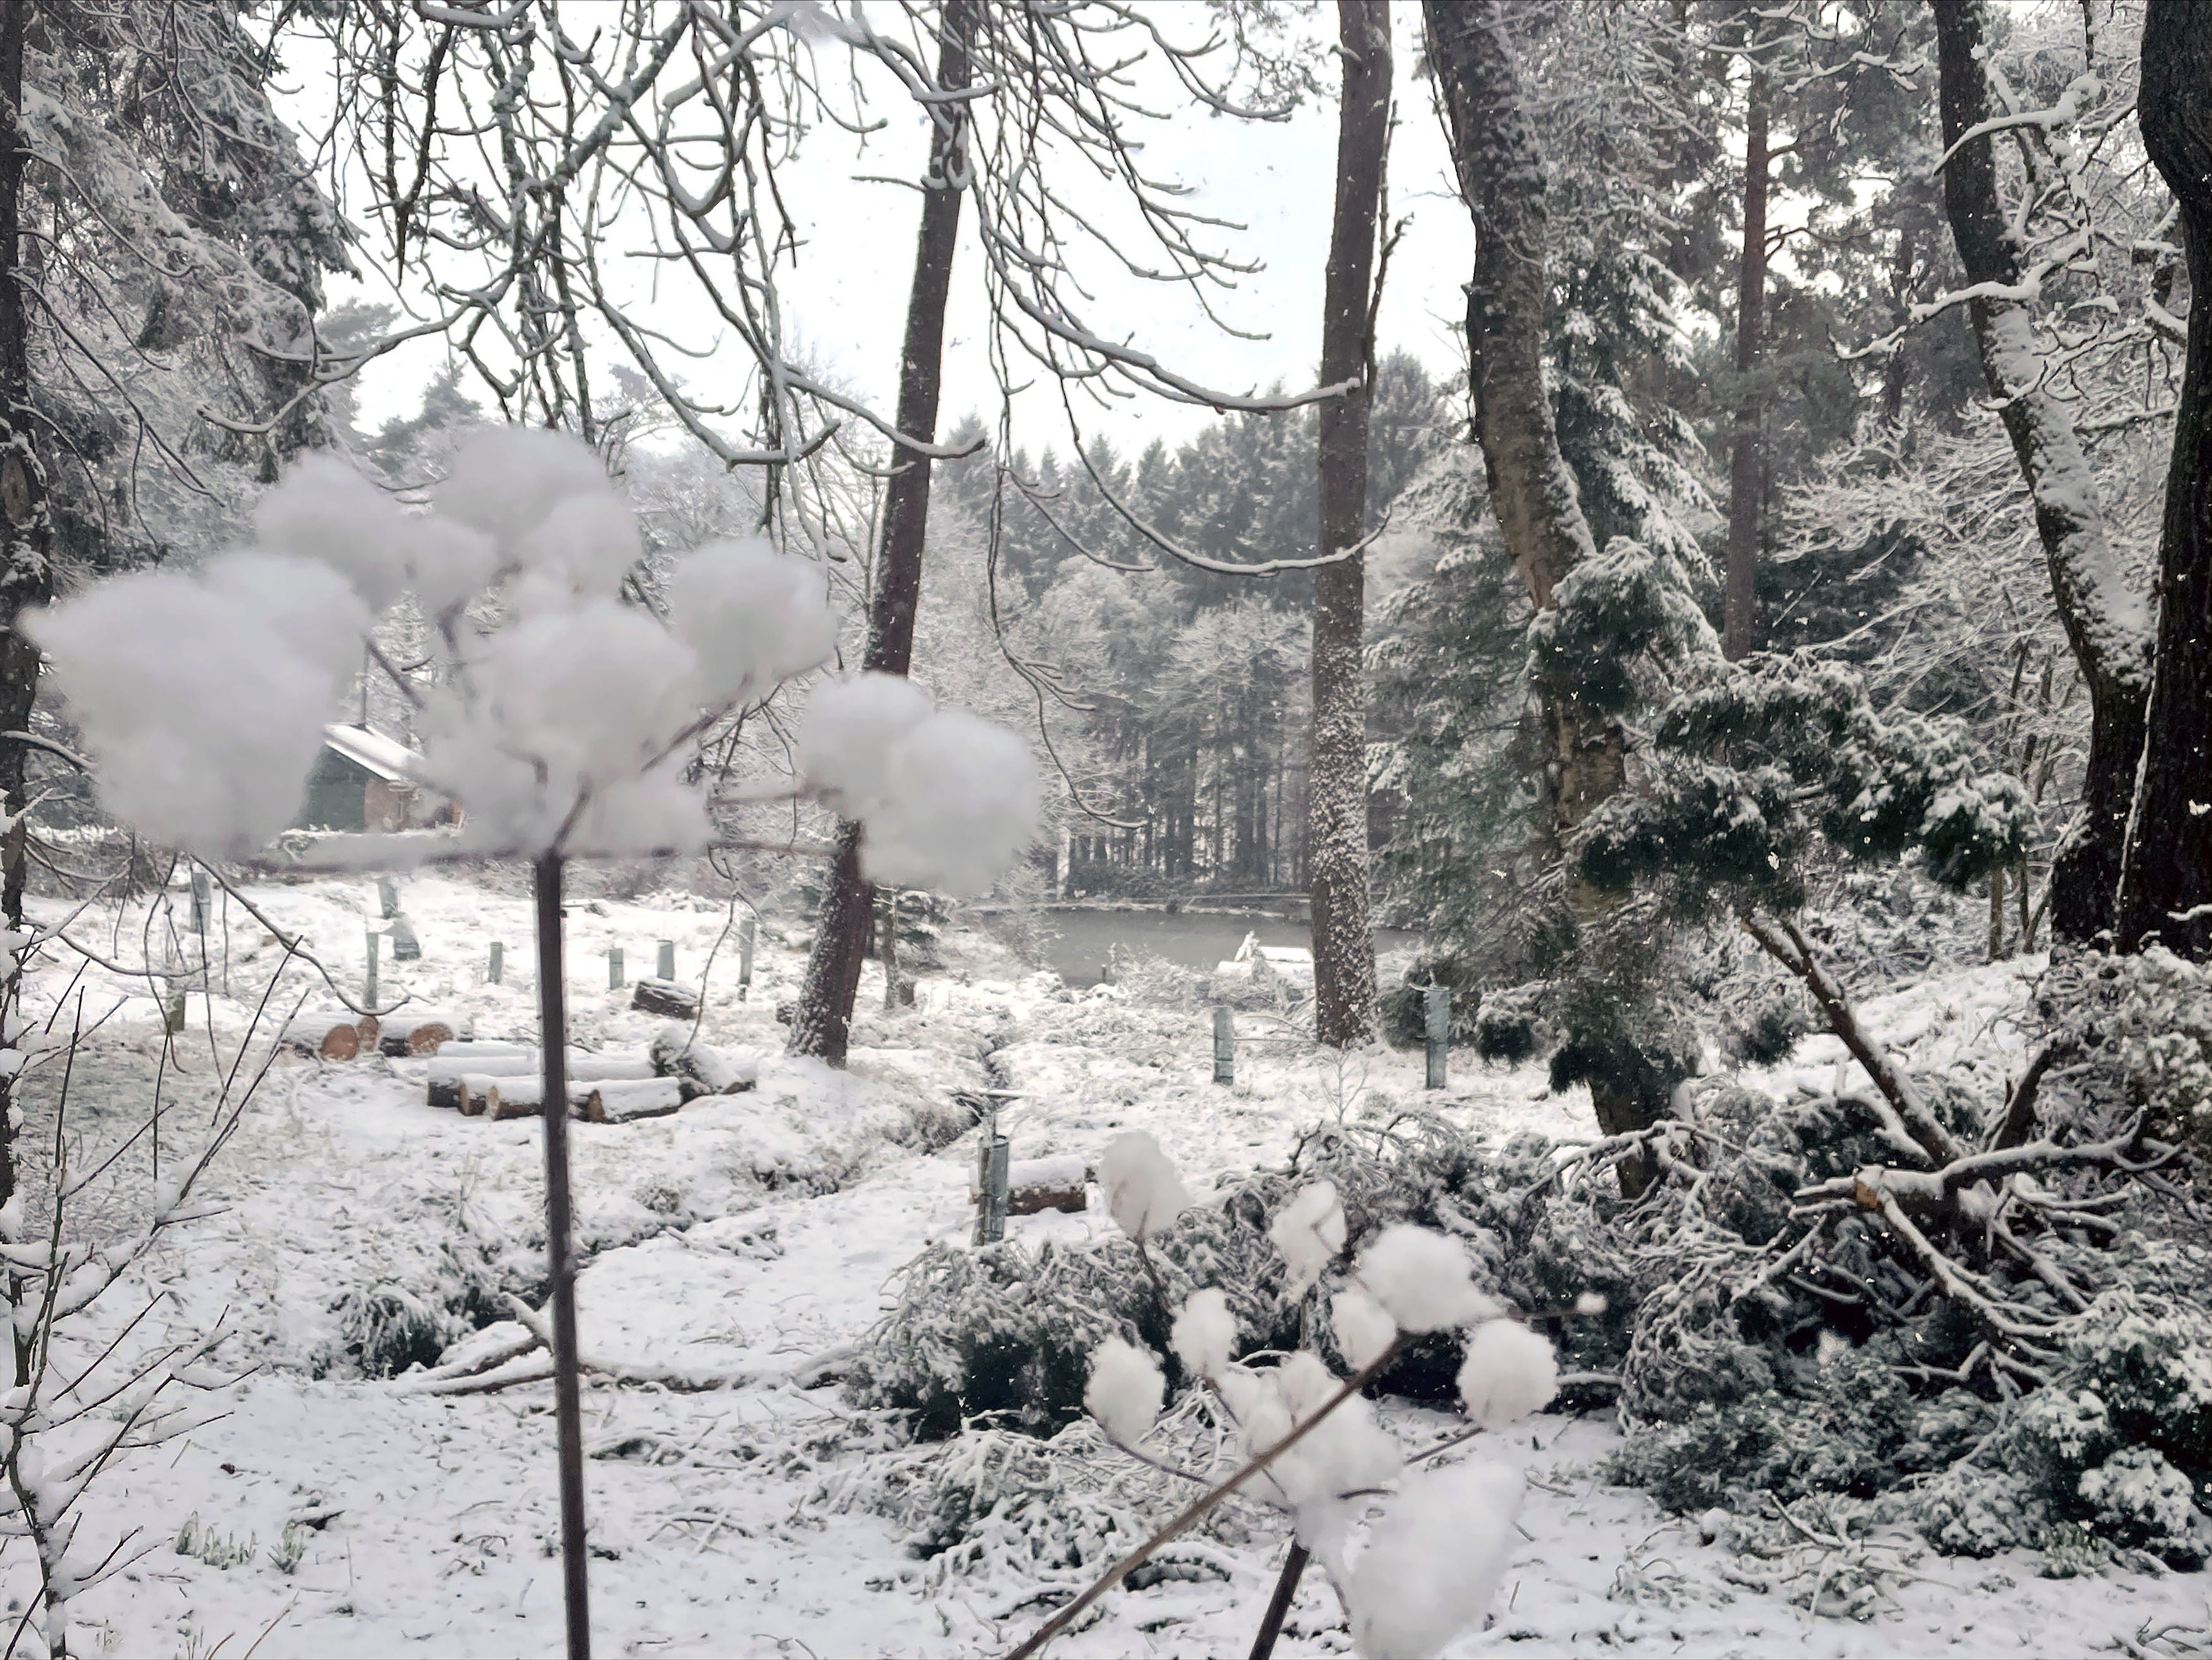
[8,875,2206,1657]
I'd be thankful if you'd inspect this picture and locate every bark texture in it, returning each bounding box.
[1931,0,2151,944]
[0,0,50,933]
[1425,0,1619,847]
[1722,64,1769,662]
[789,0,973,1063]
[2115,0,2212,954]
[1308,0,1390,1048]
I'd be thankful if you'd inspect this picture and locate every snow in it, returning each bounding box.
[858,710,1042,897]
[1171,1287,1237,1379]
[432,427,619,557]
[795,672,937,817]
[1085,1336,1165,1445]
[1457,1318,1560,1431]
[1098,1128,1191,1242]
[30,554,365,854]
[1347,1460,1524,1659]
[252,454,410,614]
[666,539,839,704]
[1354,1223,1502,1334]
[1,876,2204,1657]
[1270,1178,1347,1294]
[1332,1285,1397,1371]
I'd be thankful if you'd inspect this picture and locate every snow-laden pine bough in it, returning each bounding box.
[23,430,1045,1659]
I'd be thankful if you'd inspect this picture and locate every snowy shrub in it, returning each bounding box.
[1474,980,1548,1064]
[851,1215,1291,1440]
[1725,989,1809,1065]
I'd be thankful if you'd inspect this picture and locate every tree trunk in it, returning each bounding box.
[1723,64,1769,661]
[0,0,50,931]
[0,3,47,1402]
[1931,0,2151,944]
[2115,0,2212,954]
[1425,0,1620,851]
[789,0,973,1063]
[1308,0,1389,1048]
[1428,0,1663,1165]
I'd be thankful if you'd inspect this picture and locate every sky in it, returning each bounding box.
[320,4,1476,463]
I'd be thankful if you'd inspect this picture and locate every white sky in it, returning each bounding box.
[320,4,1474,461]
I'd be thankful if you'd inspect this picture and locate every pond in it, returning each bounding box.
[1038,906,1424,988]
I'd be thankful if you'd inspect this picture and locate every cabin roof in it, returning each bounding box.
[321,724,424,785]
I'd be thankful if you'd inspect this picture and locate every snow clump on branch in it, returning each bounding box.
[1270,1180,1347,1293]
[32,432,1040,882]
[1097,1130,1191,1242]
[1083,1336,1164,1445]
[1353,1223,1501,1332]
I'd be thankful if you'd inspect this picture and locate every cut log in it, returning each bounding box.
[484,1074,672,1123]
[649,1027,759,1098]
[282,1017,360,1062]
[426,1055,534,1110]
[970,1154,1090,1217]
[630,977,700,1021]
[423,1048,652,1110]
[355,1014,380,1050]
[577,1078,688,1125]
[425,1040,532,1065]
[379,1013,461,1057]
[569,1051,656,1083]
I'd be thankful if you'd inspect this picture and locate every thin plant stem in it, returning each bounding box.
[1005,1339,1401,1660]
[535,853,591,1659]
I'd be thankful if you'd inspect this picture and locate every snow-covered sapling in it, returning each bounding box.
[30,431,1043,1657]
[1023,1160,1562,1660]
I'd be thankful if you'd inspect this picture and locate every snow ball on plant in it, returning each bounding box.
[863,711,1040,896]
[1084,1336,1164,1446]
[427,599,707,854]
[1330,1286,1397,1371]
[32,554,367,854]
[1455,1319,1557,1431]
[1098,1130,1190,1242]
[1346,1461,1522,1659]
[513,491,643,605]
[1170,1288,1237,1379]
[434,427,614,554]
[1353,1225,1500,1333]
[1574,1291,1608,1316]
[253,454,410,613]
[667,540,838,704]
[796,672,935,817]
[404,516,502,619]
[1269,1182,1346,1295]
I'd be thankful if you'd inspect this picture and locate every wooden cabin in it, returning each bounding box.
[295,725,454,832]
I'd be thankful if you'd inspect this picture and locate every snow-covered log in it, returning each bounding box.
[577,1077,688,1124]
[629,977,700,1020]
[648,1026,758,1098]
[282,1016,364,1061]
[968,1153,1089,1216]
[379,1012,464,1056]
